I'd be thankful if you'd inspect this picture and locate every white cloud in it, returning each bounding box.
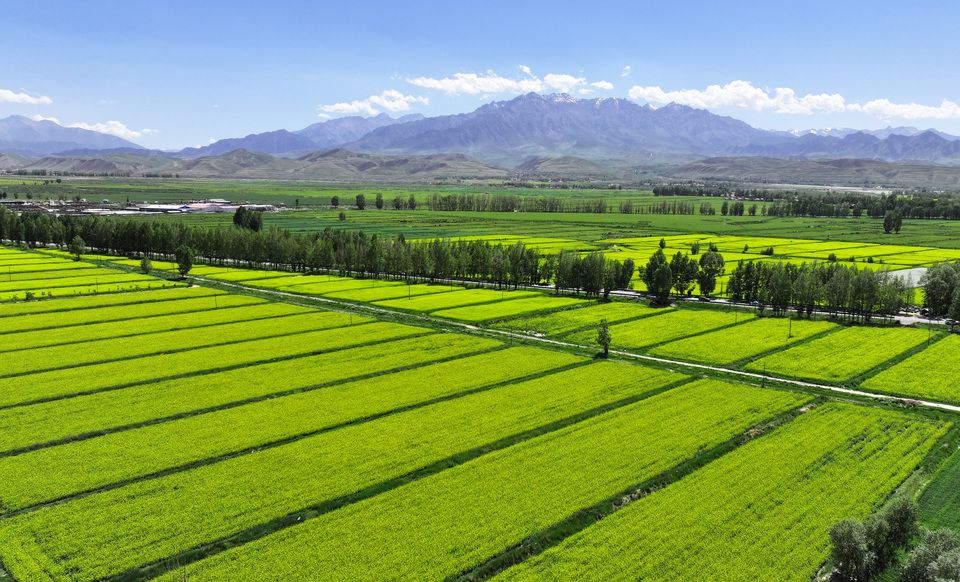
[850,98,960,120]
[67,120,148,140]
[320,89,429,116]
[406,68,589,96]
[317,113,331,119]
[628,79,960,121]
[578,88,595,95]
[621,66,631,77]
[31,114,60,124]
[591,80,614,90]
[0,89,52,105]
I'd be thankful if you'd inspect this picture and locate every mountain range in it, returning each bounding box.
[5,93,960,181]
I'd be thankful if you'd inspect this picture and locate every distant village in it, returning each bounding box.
[0,197,279,216]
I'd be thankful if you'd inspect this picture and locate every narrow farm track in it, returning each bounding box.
[204,276,960,416]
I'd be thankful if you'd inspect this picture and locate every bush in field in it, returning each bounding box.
[901,528,960,582]
[596,318,611,357]
[829,495,918,581]
[140,257,152,275]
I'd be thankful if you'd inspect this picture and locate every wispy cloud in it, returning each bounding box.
[621,66,631,77]
[0,89,52,105]
[591,81,614,90]
[406,68,589,96]
[67,120,154,140]
[320,89,429,116]
[31,114,60,124]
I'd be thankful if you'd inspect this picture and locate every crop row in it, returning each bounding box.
[746,325,929,382]
[494,403,948,581]
[649,317,838,365]
[0,325,445,512]
[492,301,657,336]
[1,306,329,377]
[0,279,185,302]
[861,334,960,403]
[0,333,508,453]
[431,295,582,323]
[567,308,753,349]
[0,286,221,318]
[0,316,407,408]
[149,379,808,582]
[0,360,670,582]
[0,293,261,334]
[376,288,540,312]
[0,272,158,294]
[0,300,293,352]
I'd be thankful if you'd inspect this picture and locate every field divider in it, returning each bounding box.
[0,321,407,412]
[0,358,590,520]
[0,342,505,460]
[449,397,823,582]
[98,372,694,582]
[0,315,376,382]
[0,298,260,335]
[0,307,313,355]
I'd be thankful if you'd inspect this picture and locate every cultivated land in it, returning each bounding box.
[2,179,960,581]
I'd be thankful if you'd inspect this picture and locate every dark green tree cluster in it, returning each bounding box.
[919,261,960,318]
[829,496,918,582]
[552,250,634,299]
[884,210,904,234]
[727,259,912,319]
[232,206,263,232]
[640,249,726,303]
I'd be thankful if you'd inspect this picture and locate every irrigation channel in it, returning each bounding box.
[199,277,960,416]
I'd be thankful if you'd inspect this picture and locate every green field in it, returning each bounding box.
[566,307,752,350]
[745,325,929,382]
[491,301,656,336]
[861,334,960,404]
[492,404,949,582]
[917,450,960,532]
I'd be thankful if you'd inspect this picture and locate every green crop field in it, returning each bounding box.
[491,301,656,336]
[649,317,838,365]
[861,334,960,404]
[566,307,752,350]
[375,287,540,312]
[492,403,949,582]
[430,295,582,323]
[745,325,929,382]
[151,379,808,582]
[0,286,221,316]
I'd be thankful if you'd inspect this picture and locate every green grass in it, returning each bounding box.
[0,286,222,317]
[492,403,949,582]
[649,317,838,366]
[745,325,929,383]
[917,450,960,532]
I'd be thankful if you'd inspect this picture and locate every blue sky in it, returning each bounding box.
[4,0,959,150]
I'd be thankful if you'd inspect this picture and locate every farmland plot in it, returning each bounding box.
[566,308,752,350]
[375,288,540,312]
[493,403,949,582]
[0,286,222,317]
[861,334,960,403]
[431,295,582,323]
[148,379,808,582]
[746,325,928,382]
[491,301,656,336]
[649,317,838,365]
[0,361,677,582]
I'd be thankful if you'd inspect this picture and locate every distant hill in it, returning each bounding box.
[0,115,144,156]
[295,113,423,148]
[177,130,319,158]
[515,155,612,177]
[670,156,960,189]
